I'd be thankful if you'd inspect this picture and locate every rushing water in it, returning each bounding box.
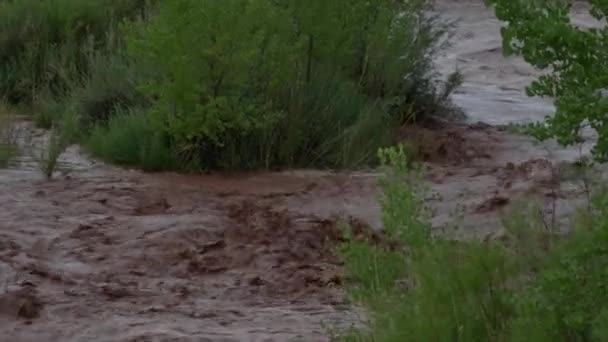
[435,1,598,126]
[0,2,606,341]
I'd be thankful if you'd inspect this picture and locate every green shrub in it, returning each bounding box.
[122,0,455,171]
[1,0,459,172]
[72,51,146,127]
[339,146,513,341]
[338,147,608,341]
[86,109,177,171]
[32,94,67,129]
[270,71,394,169]
[509,192,608,342]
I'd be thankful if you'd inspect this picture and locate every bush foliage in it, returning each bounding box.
[0,0,459,171]
[121,0,455,170]
[87,109,177,171]
[485,0,608,161]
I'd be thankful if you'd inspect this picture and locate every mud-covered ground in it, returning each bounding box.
[1,1,606,341]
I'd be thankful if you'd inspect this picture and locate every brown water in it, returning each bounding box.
[1,1,606,341]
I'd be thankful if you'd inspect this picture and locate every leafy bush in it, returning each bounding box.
[123,0,456,170]
[86,109,177,171]
[485,0,608,161]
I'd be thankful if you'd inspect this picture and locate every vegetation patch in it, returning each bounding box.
[337,147,608,341]
[0,102,19,168]
[0,0,461,172]
[86,109,177,172]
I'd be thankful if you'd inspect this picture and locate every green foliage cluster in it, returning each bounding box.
[510,194,608,341]
[0,0,459,172]
[119,0,455,170]
[338,146,608,341]
[87,108,177,171]
[339,146,514,341]
[485,0,608,161]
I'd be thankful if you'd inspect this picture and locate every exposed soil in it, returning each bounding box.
[1,1,607,341]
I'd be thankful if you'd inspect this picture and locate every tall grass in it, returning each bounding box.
[0,102,18,168]
[0,0,150,105]
[508,192,608,341]
[338,148,608,341]
[86,109,177,172]
[71,51,146,127]
[339,146,513,341]
[34,108,80,179]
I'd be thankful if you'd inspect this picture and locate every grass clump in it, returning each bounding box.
[339,146,513,341]
[0,144,15,168]
[0,0,150,105]
[72,51,147,128]
[86,109,176,172]
[338,147,608,341]
[509,193,608,341]
[0,102,19,168]
[35,108,80,179]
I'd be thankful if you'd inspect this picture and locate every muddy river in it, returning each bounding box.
[0,1,605,341]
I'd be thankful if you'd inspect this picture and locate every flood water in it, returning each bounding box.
[0,2,606,341]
